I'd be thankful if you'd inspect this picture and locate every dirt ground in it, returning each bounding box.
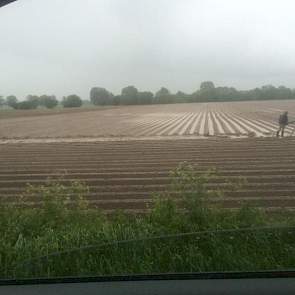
[1,100,295,212]
[1,137,295,212]
[1,100,295,140]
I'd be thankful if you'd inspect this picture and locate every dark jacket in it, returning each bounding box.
[279,113,288,126]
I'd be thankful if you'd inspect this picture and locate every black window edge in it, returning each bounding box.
[1,270,295,286]
[0,0,17,8]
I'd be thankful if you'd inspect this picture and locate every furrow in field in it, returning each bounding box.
[1,163,295,175]
[229,113,267,136]
[1,168,295,179]
[2,158,295,169]
[214,112,235,134]
[2,126,295,211]
[207,112,215,135]
[179,112,200,135]
[3,148,295,159]
[211,111,225,134]
[156,113,190,135]
[223,113,256,135]
[2,145,295,157]
[227,112,264,136]
[255,119,294,135]
[244,118,277,134]
[2,176,295,188]
[159,113,189,136]
[219,113,243,135]
[148,115,188,135]
[188,112,203,134]
[130,117,168,134]
[168,113,196,135]
[203,110,210,135]
[135,115,178,136]
[198,111,207,135]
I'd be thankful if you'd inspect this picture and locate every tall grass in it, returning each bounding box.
[0,163,295,279]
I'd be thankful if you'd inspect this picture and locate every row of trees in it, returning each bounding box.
[1,82,295,110]
[90,86,177,106]
[90,82,295,106]
[191,82,295,102]
[0,95,82,109]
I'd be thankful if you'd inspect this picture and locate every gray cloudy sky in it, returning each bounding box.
[0,0,295,100]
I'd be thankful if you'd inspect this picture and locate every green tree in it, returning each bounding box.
[260,85,277,100]
[39,95,58,109]
[137,91,153,104]
[121,86,138,105]
[17,101,36,110]
[214,87,238,101]
[155,87,173,104]
[277,86,292,100]
[26,95,40,109]
[6,95,18,109]
[200,81,215,91]
[113,95,121,105]
[175,91,191,103]
[62,95,82,108]
[198,81,216,101]
[0,96,5,107]
[249,88,262,100]
[90,87,113,105]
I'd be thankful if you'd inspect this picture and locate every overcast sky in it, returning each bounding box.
[0,0,295,100]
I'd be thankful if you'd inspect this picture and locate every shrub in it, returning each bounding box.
[0,96,5,107]
[6,95,18,109]
[0,164,294,279]
[90,87,113,105]
[137,91,154,104]
[26,95,40,109]
[16,101,37,110]
[16,95,40,110]
[113,95,121,105]
[62,95,82,108]
[121,86,138,105]
[39,95,58,109]
[154,87,174,104]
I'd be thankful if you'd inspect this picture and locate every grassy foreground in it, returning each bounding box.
[0,163,295,279]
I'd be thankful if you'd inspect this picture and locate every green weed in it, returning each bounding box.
[0,163,294,279]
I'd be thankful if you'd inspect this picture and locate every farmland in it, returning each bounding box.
[1,100,295,212]
[1,100,295,140]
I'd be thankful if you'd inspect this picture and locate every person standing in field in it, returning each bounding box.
[276,111,289,137]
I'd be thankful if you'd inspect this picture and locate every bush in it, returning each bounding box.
[6,95,18,109]
[16,101,37,110]
[0,96,6,107]
[113,95,121,105]
[90,87,113,105]
[62,95,82,108]
[121,86,138,105]
[0,164,294,279]
[26,95,40,109]
[16,95,41,110]
[154,87,174,104]
[137,91,154,104]
[39,95,58,109]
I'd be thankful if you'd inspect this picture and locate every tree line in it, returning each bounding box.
[90,82,295,106]
[0,94,82,109]
[1,82,295,110]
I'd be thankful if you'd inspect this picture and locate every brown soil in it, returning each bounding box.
[1,137,295,212]
[1,100,295,139]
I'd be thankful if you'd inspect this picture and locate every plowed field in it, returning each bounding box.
[1,100,295,140]
[1,100,295,212]
[1,137,295,212]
